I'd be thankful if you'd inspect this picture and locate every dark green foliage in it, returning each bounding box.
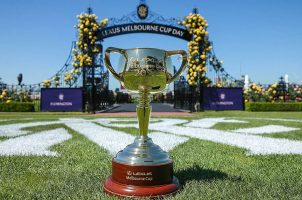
[246,102,302,111]
[0,102,35,112]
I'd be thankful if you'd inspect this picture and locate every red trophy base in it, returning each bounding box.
[103,160,180,198]
[104,176,179,198]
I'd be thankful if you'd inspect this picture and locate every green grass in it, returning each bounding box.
[0,111,302,199]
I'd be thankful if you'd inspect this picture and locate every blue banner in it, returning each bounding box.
[203,88,243,110]
[41,88,83,111]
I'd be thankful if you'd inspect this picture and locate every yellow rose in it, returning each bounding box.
[200,55,206,59]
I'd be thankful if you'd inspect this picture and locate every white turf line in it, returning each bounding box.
[231,117,302,123]
[0,118,301,156]
[151,124,302,155]
[95,118,187,129]
[234,125,300,135]
[0,121,61,137]
[149,132,188,152]
[0,118,33,122]
[184,118,247,128]
[0,128,71,156]
[95,118,302,155]
[62,119,188,155]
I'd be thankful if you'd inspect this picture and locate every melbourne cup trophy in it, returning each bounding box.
[103,47,187,198]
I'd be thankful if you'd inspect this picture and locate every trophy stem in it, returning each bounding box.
[136,89,151,137]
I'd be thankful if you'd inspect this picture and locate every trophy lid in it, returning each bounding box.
[113,136,172,165]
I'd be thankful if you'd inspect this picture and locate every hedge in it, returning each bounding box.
[246,102,302,111]
[0,102,35,112]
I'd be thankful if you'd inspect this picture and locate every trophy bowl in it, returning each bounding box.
[103,47,187,198]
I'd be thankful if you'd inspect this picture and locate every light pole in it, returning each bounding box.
[277,76,286,102]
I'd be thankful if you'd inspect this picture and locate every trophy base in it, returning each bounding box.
[103,136,180,198]
[103,176,180,198]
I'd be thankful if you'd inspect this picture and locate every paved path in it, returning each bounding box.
[105,103,187,113]
[91,112,193,117]
[93,103,192,117]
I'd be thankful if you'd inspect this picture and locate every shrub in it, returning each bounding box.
[0,102,35,112]
[246,102,302,111]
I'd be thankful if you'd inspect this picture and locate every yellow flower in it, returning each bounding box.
[200,54,206,59]
[6,100,12,103]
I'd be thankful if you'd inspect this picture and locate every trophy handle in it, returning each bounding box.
[104,47,127,82]
[166,50,188,84]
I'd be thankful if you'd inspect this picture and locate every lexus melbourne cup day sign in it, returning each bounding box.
[41,88,83,111]
[203,88,244,110]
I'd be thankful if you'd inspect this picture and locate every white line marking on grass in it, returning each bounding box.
[1,118,301,156]
[234,125,300,135]
[0,118,33,122]
[0,121,60,137]
[95,118,187,129]
[63,119,134,155]
[149,132,189,152]
[63,119,188,155]
[231,117,302,123]
[185,118,247,128]
[0,128,71,156]
[150,123,302,155]
[96,118,302,155]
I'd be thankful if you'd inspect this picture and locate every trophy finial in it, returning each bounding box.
[192,7,199,14]
[87,7,93,14]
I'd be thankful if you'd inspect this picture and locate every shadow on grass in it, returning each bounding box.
[175,164,242,185]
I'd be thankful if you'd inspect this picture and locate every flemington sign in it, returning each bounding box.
[98,23,191,41]
[203,87,244,111]
[41,88,83,112]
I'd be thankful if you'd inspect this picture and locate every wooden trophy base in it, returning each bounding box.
[103,160,180,198]
[103,176,179,198]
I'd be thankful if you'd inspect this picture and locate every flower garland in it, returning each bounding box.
[180,13,212,86]
[64,68,80,87]
[53,75,60,88]
[42,80,51,88]
[72,13,108,69]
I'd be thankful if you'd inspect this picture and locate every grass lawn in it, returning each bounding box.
[0,111,302,199]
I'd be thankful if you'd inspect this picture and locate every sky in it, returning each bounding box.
[0,0,302,90]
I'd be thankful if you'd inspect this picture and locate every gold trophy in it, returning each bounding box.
[103,47,187,198]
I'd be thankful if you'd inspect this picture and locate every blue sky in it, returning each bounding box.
[0,0,302,89]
